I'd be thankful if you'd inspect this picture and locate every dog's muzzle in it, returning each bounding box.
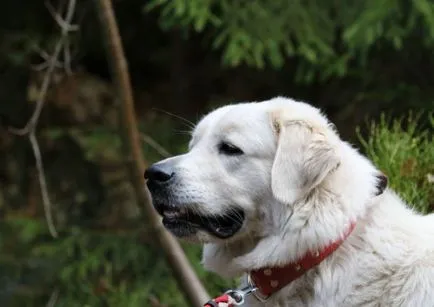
[145,161,245,239]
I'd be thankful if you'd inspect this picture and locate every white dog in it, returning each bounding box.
[145,97,434,306]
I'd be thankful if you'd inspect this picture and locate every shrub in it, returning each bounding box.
[358,112,434,213]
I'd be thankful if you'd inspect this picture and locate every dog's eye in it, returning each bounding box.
[218,142,243,155]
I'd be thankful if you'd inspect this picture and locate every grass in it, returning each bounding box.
[357,112,434,213]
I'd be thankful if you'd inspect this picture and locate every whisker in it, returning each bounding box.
[225,207,244,224]
[280,209,294,238]
[190,205,208,227]
[173,129,194,136]
[152,108,196,129]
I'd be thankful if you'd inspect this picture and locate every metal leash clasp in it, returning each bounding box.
[224,283,258,305]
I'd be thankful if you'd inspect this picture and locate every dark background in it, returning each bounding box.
[0,0,432,306]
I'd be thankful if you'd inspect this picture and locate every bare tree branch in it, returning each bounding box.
[149,295,168,307]
[9,0,77,135]
[46,0,79,32]
[33,46,64,68]
[141,133,171,158]
[63,38,73,75]
[29,132,57,237]
[94,0,210,305]
[46,288,59,307]
[8,0,78,238]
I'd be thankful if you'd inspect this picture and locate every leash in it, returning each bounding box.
[204,283,260,306]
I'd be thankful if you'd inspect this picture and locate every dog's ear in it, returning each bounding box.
[271,114,340,204]
[374,173,388,196]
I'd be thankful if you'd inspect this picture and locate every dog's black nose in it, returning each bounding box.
[144,163,174,183]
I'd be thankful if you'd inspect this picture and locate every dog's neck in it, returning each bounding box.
[202,188,361,278]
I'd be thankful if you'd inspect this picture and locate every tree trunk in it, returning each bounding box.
[94,0,210,305]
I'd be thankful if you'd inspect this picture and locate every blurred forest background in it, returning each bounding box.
[0,0,433,306]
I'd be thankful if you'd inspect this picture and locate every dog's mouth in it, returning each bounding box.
[157,204,245,239]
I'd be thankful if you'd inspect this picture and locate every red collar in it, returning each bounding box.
[249,222,356,298]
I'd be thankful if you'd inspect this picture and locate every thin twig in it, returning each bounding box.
[30,132,58,237]
[46,288,59,307]
[31,62,55,71]
[46,0,79,32]
[141,133,171,158]
[33,46,64,68]
[63,38,73,74]
[149,295,168,307]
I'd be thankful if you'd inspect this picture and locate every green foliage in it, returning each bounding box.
[0,218,235,306]
[358,112,434,213]
[0,33,42,66]
[146,0,434,81]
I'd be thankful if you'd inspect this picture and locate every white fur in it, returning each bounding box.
[157,97,434,306]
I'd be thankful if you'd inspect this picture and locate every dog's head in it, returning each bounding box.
[145,97,385,243]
